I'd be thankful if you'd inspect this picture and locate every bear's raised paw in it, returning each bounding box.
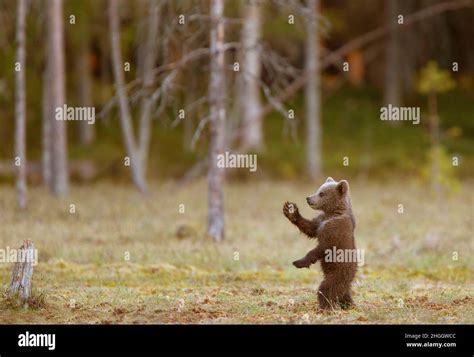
[283,201,299,222]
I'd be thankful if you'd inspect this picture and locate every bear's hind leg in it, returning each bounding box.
[318,275,353,310]
[339,292,354,310]
[317,279,337,310]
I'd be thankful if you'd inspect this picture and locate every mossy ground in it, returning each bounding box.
[0,180,472,323]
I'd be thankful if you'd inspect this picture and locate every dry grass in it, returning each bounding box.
[0,179,472,324]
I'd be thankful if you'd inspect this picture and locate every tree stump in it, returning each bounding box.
[7,240,35,304]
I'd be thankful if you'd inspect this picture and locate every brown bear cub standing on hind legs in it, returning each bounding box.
[283,177,357,310]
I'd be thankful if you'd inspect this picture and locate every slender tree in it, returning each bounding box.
[208,0,226,242]
[383,0,401,107]
[400,0,417,97]
[138,0,161,177]
[240,0,263,150]
[109,0,147,192]
[48,0,68,195]
[417,61,455,193]
[76,4,95,146]
[14,0,27,209]
[42,50,52,188]
[304,0,322,179]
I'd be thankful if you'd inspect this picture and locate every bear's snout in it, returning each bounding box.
[306,195,319,209]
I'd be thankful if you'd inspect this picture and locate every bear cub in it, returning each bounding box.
[283,177,357,310]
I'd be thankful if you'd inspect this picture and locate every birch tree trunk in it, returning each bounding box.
[183,75,196,151]
[383,0,401,107]
[428,92,441,194]
[138,0,161,177]
[15,0,27,209]
[77,14,95,146]
[305,0,322,179]
[208,0,226,242]
[241,0,263,151]
[48,0,68,196]
[42,58,52,188]
[400,0,417,97]
[109,0,147,192]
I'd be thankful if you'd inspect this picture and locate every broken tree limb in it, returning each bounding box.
[7,240,35,304]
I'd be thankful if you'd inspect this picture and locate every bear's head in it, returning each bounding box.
[306,177,351,213]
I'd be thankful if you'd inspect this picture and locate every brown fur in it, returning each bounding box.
[283,177,357,310]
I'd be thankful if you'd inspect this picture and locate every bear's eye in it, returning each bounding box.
[319,192,324,197]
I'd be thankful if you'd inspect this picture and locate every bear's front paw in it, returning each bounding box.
[283,201,299,223]
[292,258,310,269]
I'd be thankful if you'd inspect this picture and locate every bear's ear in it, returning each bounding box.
[326,177,335,183]
[337,180,349,195]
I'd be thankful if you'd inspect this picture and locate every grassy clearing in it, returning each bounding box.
[0,179,472,324]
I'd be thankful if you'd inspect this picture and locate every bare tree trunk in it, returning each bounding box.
[400,0,417,97]
[138,0,161,177]
[183,76,196,151]
[99,4,111,125]
[240,0,263,151]
[135,0,149,81]
[305,0,322,179]
[428,92,441,194]
[208,0,226,242]
[384,0,401,107]
[77,21,95,146]
[109,0,147,192]
[42,60,52,188]
[48,0,68,196]
[15,0,27,209]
